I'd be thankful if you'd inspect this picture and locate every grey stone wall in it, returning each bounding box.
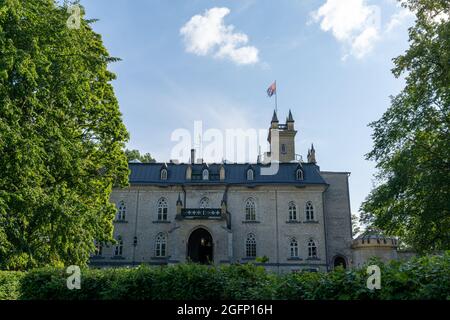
[320,172,353,270]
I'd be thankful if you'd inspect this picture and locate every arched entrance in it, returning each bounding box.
[187,228,213,264]
[333,256,347,269]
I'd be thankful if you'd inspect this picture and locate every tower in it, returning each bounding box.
[307,144,317,164]
[267,110,297,163]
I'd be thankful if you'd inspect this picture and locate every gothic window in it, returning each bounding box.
[308,239,317,258]
[290,238,299,258]
[199,197,210,209]
[157,198,168,221]
[281,144,287,154]
[296,169,304,180]
[155,233,167,257]
[288,201,297,221]
[305,201,314,221]
[114,236,123,256]
[202,169,209,180]
[117,201,126,221]
[245,198,256,221]
[247,169,254,181]
[160,168,168,180]
[246,234,256,258]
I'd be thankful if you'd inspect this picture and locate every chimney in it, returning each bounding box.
[190,149,195,164]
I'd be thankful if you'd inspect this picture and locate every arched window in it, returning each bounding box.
[308,239,317,258]
[160,169,168,180]
[114,236,123,256]
[305,201,314,221]
[288,202,297,221]
[199,197,210,209]
[246,234,256,258]
[202,169,209,180]
[247,169,254,181]
[290,238,299,258]
[296,169,304,180]
[157,198,168,221]
[117,201,126,221]
[155,233,167,257]
[245,198,256,221]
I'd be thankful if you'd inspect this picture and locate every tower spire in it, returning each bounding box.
[307,143,317,164]
[271,110,279,123]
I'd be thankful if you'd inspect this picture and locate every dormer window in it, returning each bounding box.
[296,168,304,180]
[202,169,209,180]
[247,169,254,181]
[160,168,168,180]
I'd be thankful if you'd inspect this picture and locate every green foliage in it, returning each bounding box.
[361,0,450,252]
[125,149,155,163]
[0,253,447,300]
[0,1,129,269]
[0,270,24,299]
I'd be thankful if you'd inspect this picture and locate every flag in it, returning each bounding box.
[267,81,276,97]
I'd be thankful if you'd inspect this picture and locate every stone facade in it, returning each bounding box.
[90,110,402,272]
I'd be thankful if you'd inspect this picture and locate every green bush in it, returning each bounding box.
[0,271,25,300]
[1,252,448,300]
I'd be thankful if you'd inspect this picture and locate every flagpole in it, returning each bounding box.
[275,80,278,114]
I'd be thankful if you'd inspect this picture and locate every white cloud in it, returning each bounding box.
[386,7,414,33]
[180,7,259,65]
[310,0,381,59]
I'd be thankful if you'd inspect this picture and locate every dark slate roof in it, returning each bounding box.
[128,162,327,186]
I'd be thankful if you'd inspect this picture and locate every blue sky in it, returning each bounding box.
[78,0,414,216]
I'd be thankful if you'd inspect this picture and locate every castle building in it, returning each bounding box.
[91,110,358,272]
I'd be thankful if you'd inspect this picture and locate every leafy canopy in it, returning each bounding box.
[361,0,449,252]
[125,149,155,163]
[0,0,129,269]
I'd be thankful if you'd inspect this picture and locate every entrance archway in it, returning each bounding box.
[187,228,213,264]
[333,256,347,269]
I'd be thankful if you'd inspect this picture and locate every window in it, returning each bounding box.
[157,198,168,221]
[202,169,209,180]
[246,234,256,258]
[114,236,123,256]
[296,169,304,180]
[281,144,287,154]
[247,169,254,181]
[245,198,256,221]
[290,238,299,258]
[308,239,317,258]
[160,169,168,180]
[288,202,297,221]
[155,233,167,257]
[305,201,314,221]
[199,197,210,209]
[117,201,126,221]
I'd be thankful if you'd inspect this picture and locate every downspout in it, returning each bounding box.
[322,184,330,271]
[132,189,140,266]
[275,190,280,274]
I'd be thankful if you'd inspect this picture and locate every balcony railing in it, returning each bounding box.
[181,208,222,219]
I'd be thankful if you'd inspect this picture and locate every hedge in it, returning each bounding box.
[0,252,449,300]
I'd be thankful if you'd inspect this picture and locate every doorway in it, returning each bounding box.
[187,228,213,264]
[333,256,347,269]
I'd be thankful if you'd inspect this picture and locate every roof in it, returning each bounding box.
[128,162,327,186]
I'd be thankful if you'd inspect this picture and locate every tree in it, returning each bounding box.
[125,149,155,163]
[351,214,361,238]
[361,0,449,252]
[0,0,129,269]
